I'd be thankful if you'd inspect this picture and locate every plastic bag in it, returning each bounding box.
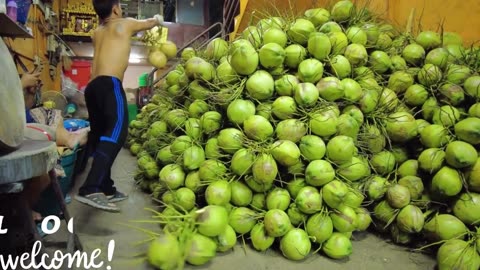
[64,119,90,132]
[70,91,86,107]
[61,74,80,99]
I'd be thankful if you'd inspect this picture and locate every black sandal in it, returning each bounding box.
[74,193,120,212]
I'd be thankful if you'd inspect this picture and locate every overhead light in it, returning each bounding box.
[129,58,141,63]
[130,52,141,58]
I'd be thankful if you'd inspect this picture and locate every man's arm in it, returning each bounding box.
[124,15,164,34]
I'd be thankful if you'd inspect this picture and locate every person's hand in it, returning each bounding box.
[21,72,41,89]
[154,14,164,25]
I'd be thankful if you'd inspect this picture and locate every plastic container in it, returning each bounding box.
[63,60,92,90]
[6,0,17,21]
[65,103,77,116]
[16,0,30,24]
[64,119,90,131]
[138,73,148,87]
[60,152,77,180]
[128,104,138,124]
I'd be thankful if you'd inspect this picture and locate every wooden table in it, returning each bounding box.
[0,140,57,183]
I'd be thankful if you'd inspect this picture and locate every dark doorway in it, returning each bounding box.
[164,0,176,22]
[208,0,240,39]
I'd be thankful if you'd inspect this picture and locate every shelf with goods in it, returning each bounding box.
[60,2,97,38]
[2,1,70,92]
[0,13,33,39]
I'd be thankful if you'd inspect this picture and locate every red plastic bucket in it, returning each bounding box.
[63,60,92,91]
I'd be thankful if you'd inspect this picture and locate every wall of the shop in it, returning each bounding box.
[6,4,63,91]
[124,65,154,89]
[386,0,480,45]
[235,0,480,45]
[176,0,205,26]
[234,0,386,38]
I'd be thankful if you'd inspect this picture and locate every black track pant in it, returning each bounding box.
[79,76,128,196]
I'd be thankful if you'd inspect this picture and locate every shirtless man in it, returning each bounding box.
[75,0,163,212]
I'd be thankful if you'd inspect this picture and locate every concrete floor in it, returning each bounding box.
[44,149,436,270]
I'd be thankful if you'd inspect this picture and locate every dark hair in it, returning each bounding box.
[92,0,119,20]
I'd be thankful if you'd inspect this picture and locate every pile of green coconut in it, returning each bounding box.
[126,1,480,269]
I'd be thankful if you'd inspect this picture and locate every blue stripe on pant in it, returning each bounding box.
[100,77,125,143]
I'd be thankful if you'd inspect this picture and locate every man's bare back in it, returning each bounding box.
[91,19,131,81]
[90,16,163,82]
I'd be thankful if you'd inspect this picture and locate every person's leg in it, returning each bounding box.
[77,77,127,211]
[21,173,56,237]
[22,174,51,220]
[23,174,51,207]
[103,170,128,202]
[85,86,103,157]
[102,171,115,195]
[102,81,129,199]
[76,77,115,210]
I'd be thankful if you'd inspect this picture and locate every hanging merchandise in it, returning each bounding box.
[47,34,60,80]
[61,45,72,71]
